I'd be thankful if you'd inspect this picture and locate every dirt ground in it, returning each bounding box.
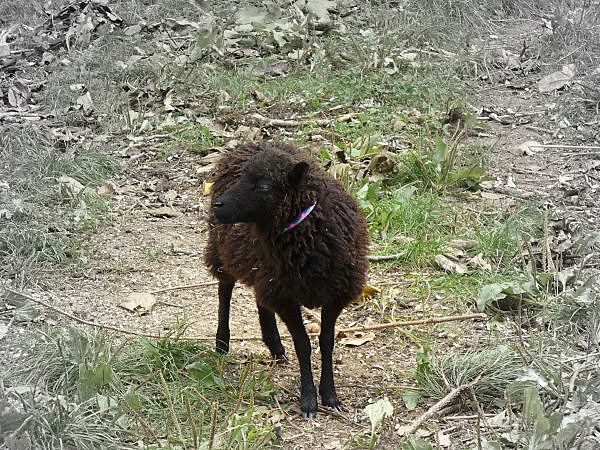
[1,3,599,449]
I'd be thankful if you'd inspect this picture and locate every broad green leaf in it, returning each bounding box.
[394,185,418,202]
[432,137,448,169]
[401,437,433,450]
[477,283,507,311]
[186,360,223,387]
[364,397,394,433]
[402,389,421,410]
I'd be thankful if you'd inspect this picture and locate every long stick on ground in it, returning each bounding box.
[367,254,402,262]
[529,144,600,151]
[336,313,486,334]
[150,281,218,295]
[407,374,483,435]
[3,289,486,341]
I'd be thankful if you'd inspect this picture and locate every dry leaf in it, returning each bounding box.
[323,441,342,450]
[559,174,574,184]
[448,239,477,251]
[537,64,576,93]
[480,191,505,200]
[518,140,542,156]
[120,292,156,314]
[0,321,11,341]
[437,430,452,447]
[69,83,86,92]
[147,207,182,218]
[339,331,375,347]
[218,90,231,102]
[506,174,516,188]
[306,322,321,334]
[124,24,142,36]
[203,181,214,196]
[76,92,93,112]
[469,253,492,271]
[97,181,118,196]
[251,89,267,102]
[361,283,381,300]
[434,254,468,275]
[0,43,10,58]
[58,175,85,194]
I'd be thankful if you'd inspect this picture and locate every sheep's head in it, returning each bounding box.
[212,150,309,227]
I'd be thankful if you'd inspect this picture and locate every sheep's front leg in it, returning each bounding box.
[279,303,317,418]
[257,306,288,362]
[215,280,234,354]
[319,302,344,410]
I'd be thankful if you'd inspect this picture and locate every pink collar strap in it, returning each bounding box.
[282,202,316,233]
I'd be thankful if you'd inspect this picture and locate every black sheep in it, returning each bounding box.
[205,142,369,418]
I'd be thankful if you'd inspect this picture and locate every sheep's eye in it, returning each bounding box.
[256,184,271,192]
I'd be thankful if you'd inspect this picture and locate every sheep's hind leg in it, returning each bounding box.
[279,303,317,418]
[319,302,344,411]
[257,306,287,362]
[215,280,234,354]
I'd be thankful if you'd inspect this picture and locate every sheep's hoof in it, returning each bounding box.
[321,395,344,412]
[302,410,317,419]
[272,352,289,363]
[215,342,229,355]
[300,394,318,419]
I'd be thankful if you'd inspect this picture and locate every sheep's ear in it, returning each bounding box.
[288,162,309,188]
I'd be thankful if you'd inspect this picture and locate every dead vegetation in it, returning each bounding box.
[1,0,599,448]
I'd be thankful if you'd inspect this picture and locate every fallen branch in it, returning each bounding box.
[336,313,486,335]
[407,374,483,435]
[249,112,358,128]
[4,289,486,342]
[529,144,600,151]
[367,253,402,262]
[150,281,218,295]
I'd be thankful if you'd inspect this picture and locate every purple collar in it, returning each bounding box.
[282,202,316,233]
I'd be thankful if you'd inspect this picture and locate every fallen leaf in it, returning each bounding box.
[402,389,421,410]
[537,64,576,93]
[97,181,118,196]
[339,331,375,347]
[506,174,516,188]
[306,322,321,334]
[124,24,142,36]
[364,397,394,433]
[235,5,268,25]
[559,174,574,184]
[434,254,468,275]
[57,175,85,194]
[480,191,505,200]
[8,83,29,107]
[323,440,342,450]
[361,283,381,300]
[469,253,492,271]
[218,90,231,102]
[203,181,214,196]
[147,207,182,218]
[437,430,451,447]
[76,92,93,112]
[0,321,11,341]
[0,43,10,58]
[518,140,542,156]
[251,89,267,102]
[448,239,477,251]
[120,292,156,314]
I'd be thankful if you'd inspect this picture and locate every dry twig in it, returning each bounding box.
[249,112,358,128]
[4,289,486,342]
[367,253,402,262]
[407,374,483,435]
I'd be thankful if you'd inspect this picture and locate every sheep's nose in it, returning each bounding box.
[213,201,224,208]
